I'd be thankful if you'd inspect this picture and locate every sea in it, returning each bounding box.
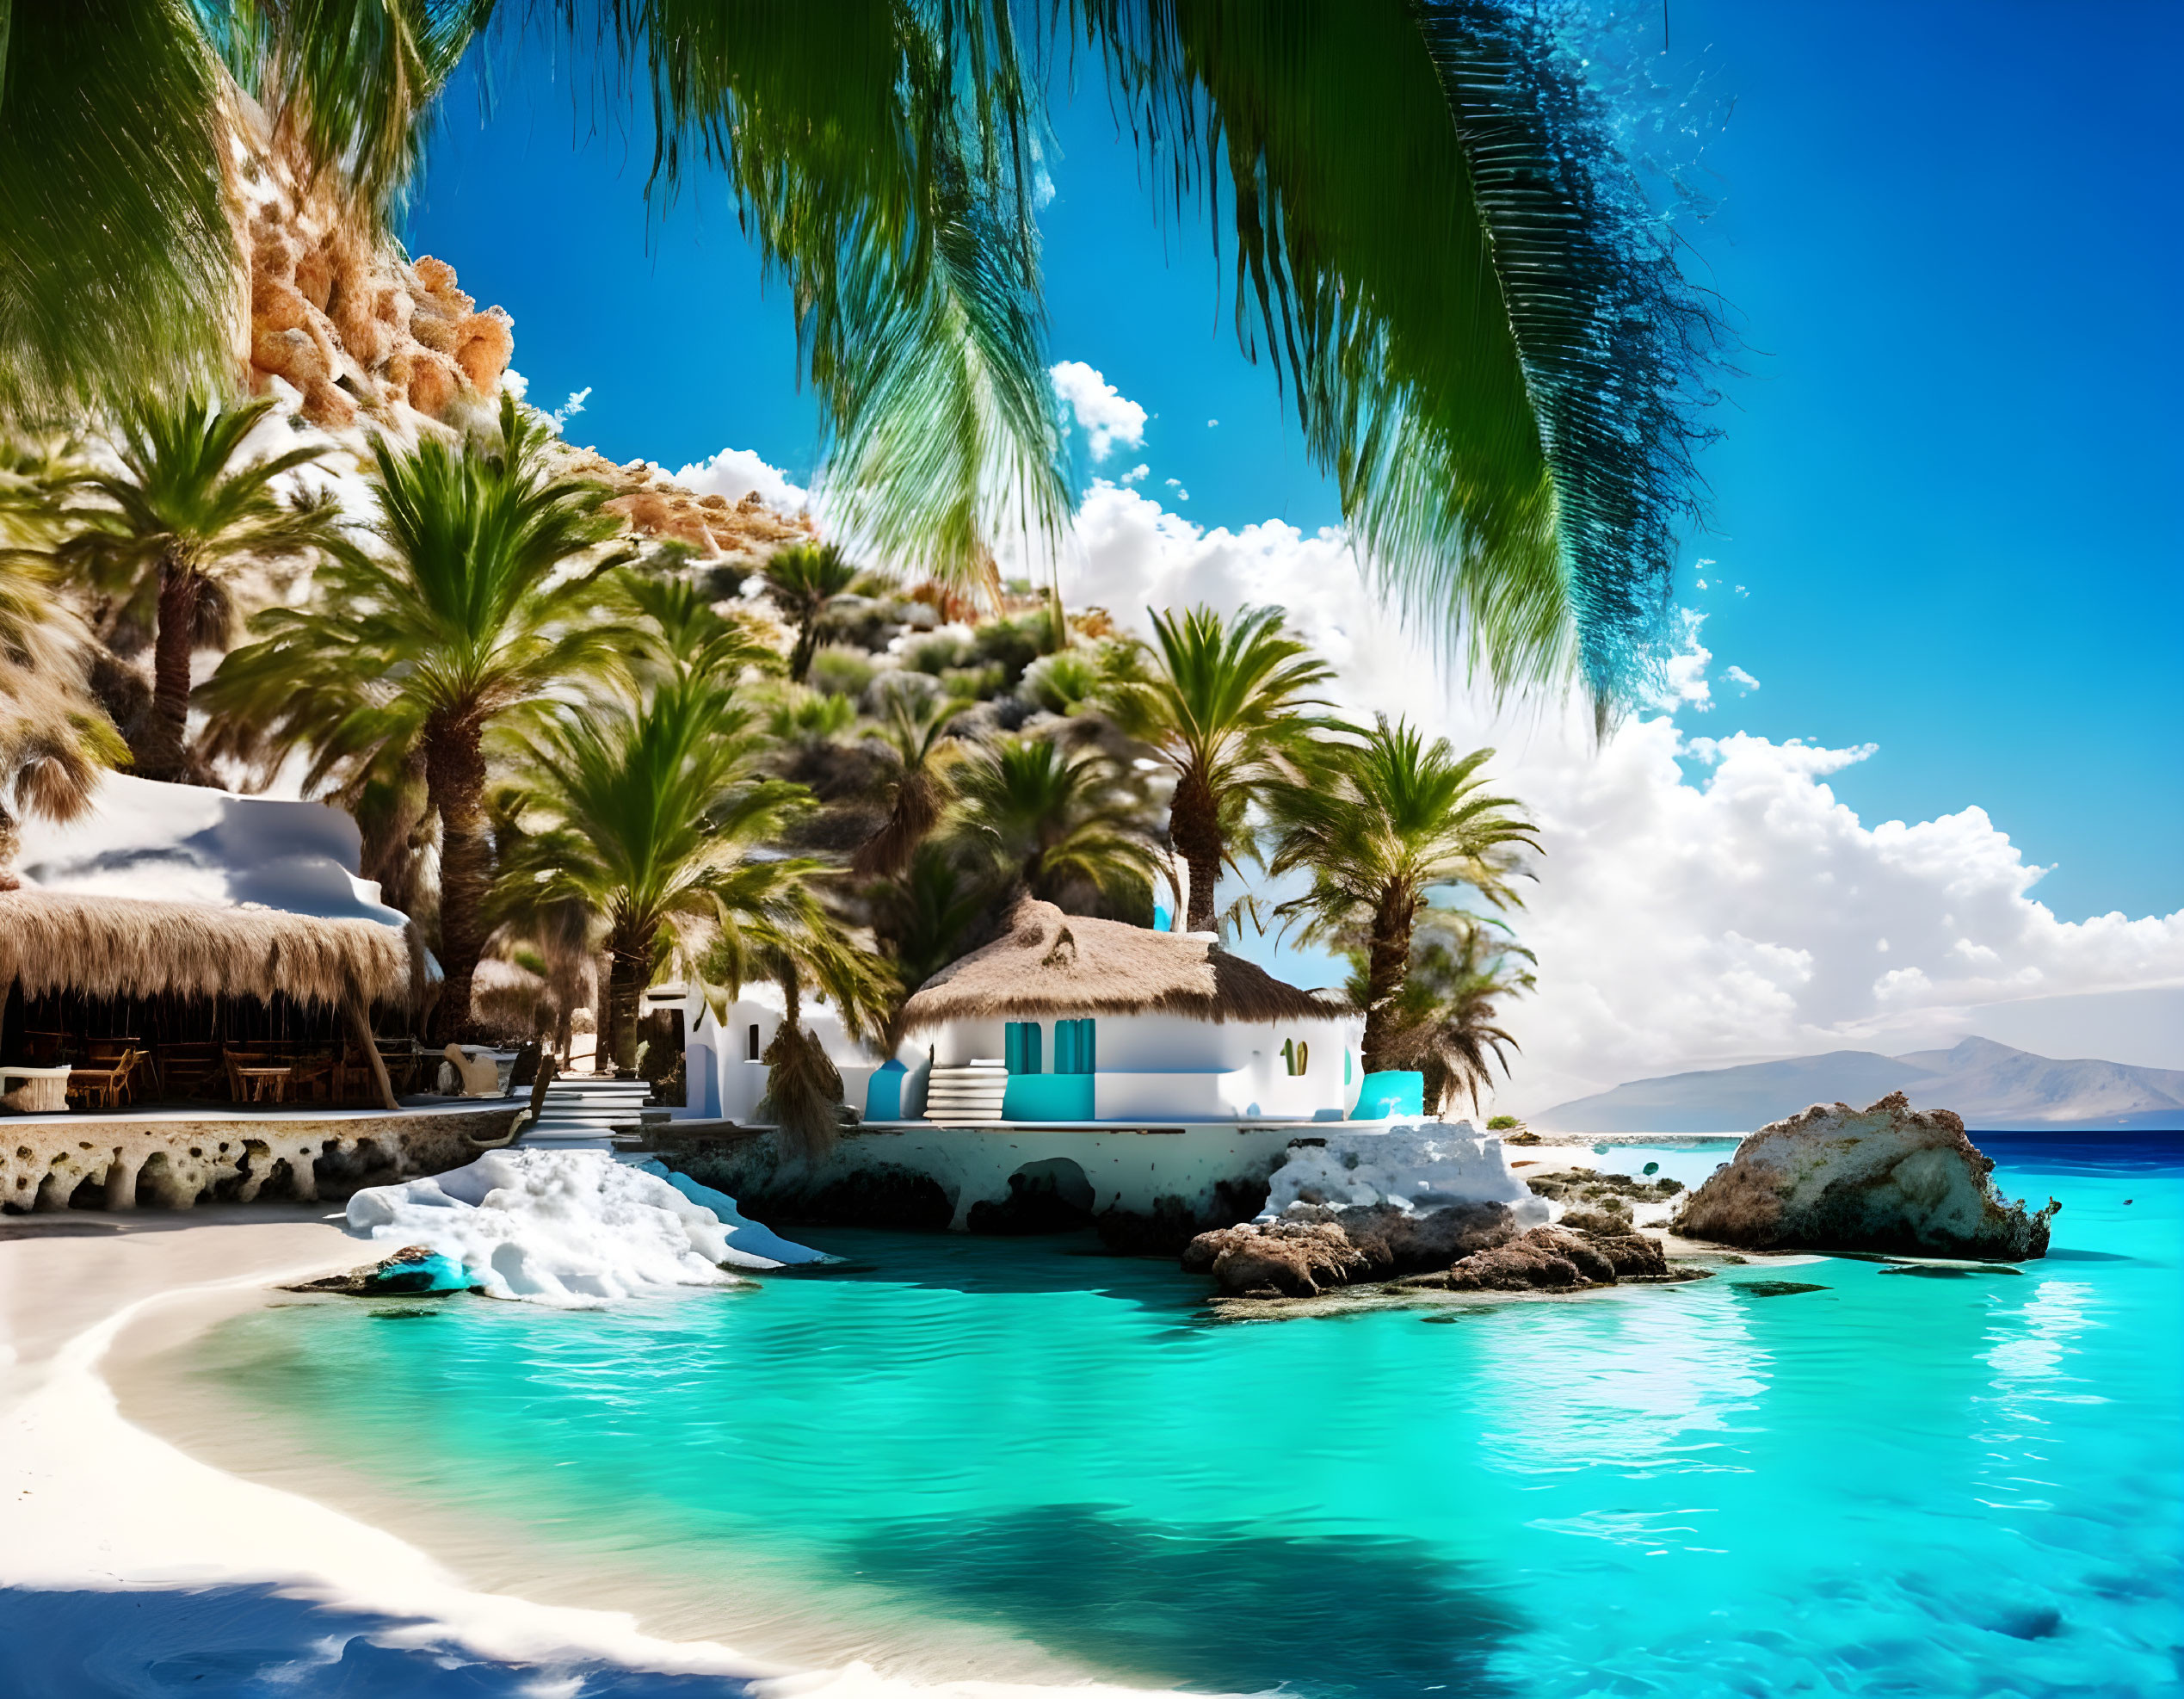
[15,1133,2179,1697]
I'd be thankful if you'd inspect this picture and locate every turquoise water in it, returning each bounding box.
[189,1138,2182,1698]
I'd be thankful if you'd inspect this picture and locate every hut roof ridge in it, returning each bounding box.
[899,898,1342,1029]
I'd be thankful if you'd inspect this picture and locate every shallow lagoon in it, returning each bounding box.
[188,1137,2182,1698]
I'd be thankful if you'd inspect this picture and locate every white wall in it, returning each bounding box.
[663,983,917,1123]
[913,1010,1363,1122]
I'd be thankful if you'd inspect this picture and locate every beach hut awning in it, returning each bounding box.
[898,899,1340,1031]
[0,889,428,1010]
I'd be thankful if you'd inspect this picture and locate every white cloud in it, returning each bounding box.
[1206,418,1219,428]
[1057,479,2184,1108]
[1049,360,1148,463]
[672,445,809,515]
[1723,664,1761,693]
[1120,464,1151,486]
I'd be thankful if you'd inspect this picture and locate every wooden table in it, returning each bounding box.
[231,1066,293,1103]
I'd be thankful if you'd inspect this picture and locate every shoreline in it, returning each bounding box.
[0,1208,1205,1696]
[0,1135,1769,1690]
[0,1209,782,1682]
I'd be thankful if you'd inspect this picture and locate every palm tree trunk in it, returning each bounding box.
[1169,762,1223,933]
[1358,884,1417,1078]
[424,714,490,1042]
[145,558,201,783]
[789,617,819,683]
[605,917,651,1078]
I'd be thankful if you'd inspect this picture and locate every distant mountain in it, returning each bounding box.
[1533,1037,2184,1134]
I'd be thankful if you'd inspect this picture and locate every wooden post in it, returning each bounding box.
[345,995,400,1112]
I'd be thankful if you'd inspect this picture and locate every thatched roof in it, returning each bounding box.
[0,889,426,1010]
[900,899,1342,1029]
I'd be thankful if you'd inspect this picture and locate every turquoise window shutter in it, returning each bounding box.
[1007,1022,1043,1074]
[1052,1018,1096,1074]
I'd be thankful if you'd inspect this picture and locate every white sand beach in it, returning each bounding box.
[0,1208,1206,1695]
[0,1208,798,1682]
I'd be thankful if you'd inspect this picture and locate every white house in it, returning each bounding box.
[659,979,901,1125]
[894,899,1365,1124]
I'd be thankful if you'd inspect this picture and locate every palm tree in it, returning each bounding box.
[0,440,127,884]
[1104,604,1333,933]
[46,393,342,782]
[201,395,636,1038]
[852,683,972,880]
[1348,913,1536,1118]
[762,542,862,683]
[1267,718,1538,1078]
[954,734,1157,908]
[866,841,995,1032]
[497,674,823,1076]
[2,3,1724,711]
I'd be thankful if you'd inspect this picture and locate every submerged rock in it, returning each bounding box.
[1675,1094,2058,1261]
[1181,1201,1525,1297]
[294,1244,472,1296]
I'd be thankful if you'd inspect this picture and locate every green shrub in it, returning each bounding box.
[1019,647,1104,714]
[972,613,1047,684]
[806,645,877,698]
[1486,1114,1522,1130]
[904,630,975,675]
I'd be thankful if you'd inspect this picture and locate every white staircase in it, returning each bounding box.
[516,1075,662,1150]
[922,1060,1009,1123]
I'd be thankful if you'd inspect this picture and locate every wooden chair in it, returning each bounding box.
[223,1048,293,1104]
[155,1042,225,1102]
[287,1051,337,1104]
[67,1048,141,1111]
[82,1037,147,1100]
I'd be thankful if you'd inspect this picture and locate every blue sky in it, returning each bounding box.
[404,0,2180,928]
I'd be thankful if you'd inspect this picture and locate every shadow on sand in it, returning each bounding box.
[0,1586,753,1699]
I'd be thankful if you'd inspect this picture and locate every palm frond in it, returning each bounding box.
[0,0,237,422]
[1077,0,1726,710]
[215,0,494,220]
[570,0,1068,595]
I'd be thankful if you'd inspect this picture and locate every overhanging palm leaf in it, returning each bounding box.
[581,0,1068,594]
[1080,0,1724,709]
[0,0,235,420]
[213,0,492,223]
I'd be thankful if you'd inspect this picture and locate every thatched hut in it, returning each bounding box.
[1,775,434,1112]
[894,899,1360,1123]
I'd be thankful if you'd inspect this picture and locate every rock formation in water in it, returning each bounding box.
[1674,1093,2058,1260]
[1431,1223,1669,1291]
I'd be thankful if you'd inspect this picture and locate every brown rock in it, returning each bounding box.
[1321,1200,1519,1277]
[407,351,460,417]
[453,306,515,391]
[1676,1093,2058,1260]
[1443,1225,1650,1291]
[1181,1219,1371,1298]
